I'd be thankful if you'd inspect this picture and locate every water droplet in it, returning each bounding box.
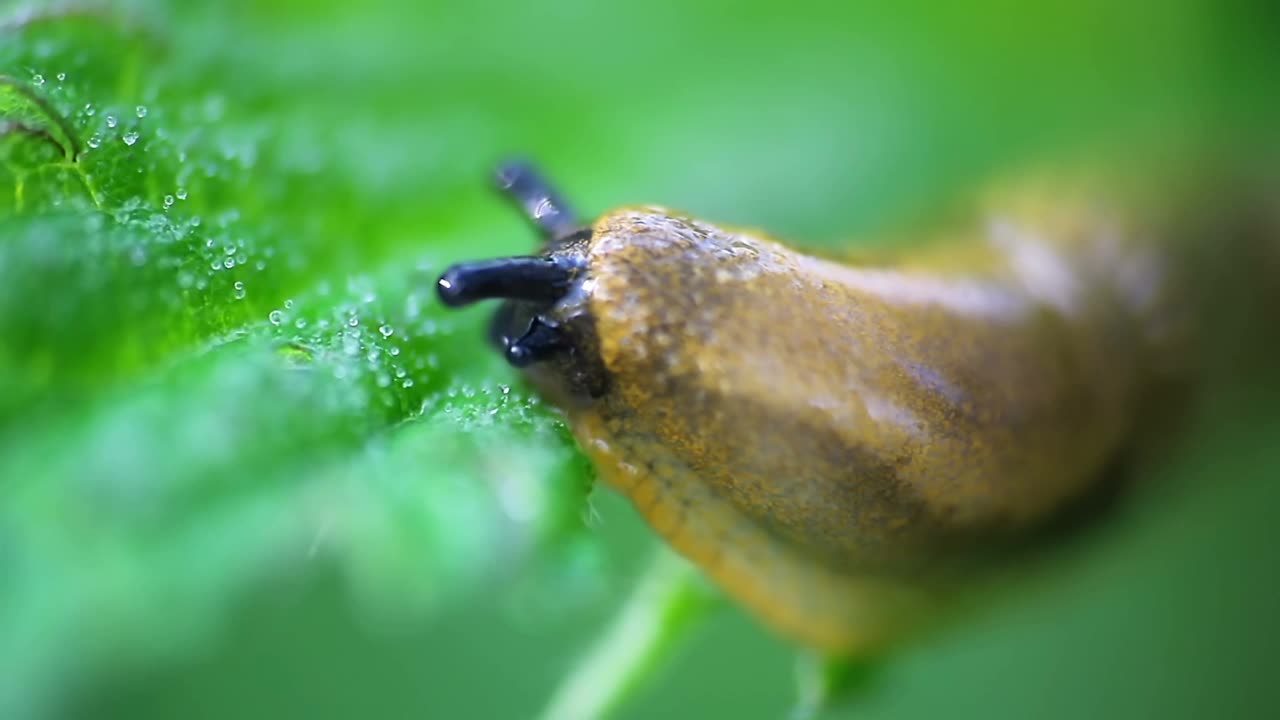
[192,216,203,227]
[83,103,96,116]
[56,72,66,82]
[255,260,266,271]
[223,257,236,269]
[379,324,393,337]
[295,318,308,329]
[136,105,148,118]
[106,115,117,128]
[122,131,139,146]
[268,310,283,325]
[205,238,215,248]
[87,134,102,149]
[224,244,236,256]
[163,195,175,208]
[233,281,246,299]
[348,316,359,327]
[394,367,407,379]
[210,260,222,271]
[235,253,246,265]
[402,378,415,388]
[176,188,188,200]
[389,346,400,356]
[284,299,294,309]
[32,74,44,86]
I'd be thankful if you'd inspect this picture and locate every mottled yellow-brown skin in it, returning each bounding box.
[529,178,1182,655]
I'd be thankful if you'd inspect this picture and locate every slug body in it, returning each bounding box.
[438,165,1181,654]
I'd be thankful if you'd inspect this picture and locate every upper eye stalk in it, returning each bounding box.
[435,160,589,368]
[494,160,583,243]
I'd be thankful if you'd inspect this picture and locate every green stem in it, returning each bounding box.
[791,652,881,720]
[538,548,721,720]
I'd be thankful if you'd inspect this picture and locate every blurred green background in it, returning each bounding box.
[1,1,1278,718]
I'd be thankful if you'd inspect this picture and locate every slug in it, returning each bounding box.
[435,161,1191,655]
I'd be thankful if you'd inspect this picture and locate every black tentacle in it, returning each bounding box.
[436,256,576,308]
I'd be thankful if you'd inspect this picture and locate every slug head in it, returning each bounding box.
[436,162,608,400]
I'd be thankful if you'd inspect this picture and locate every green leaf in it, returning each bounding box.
[0,6,596,717]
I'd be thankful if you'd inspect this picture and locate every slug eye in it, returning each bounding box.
[483,302,571,368]
[504,316,568,368]
[435,160,590,370]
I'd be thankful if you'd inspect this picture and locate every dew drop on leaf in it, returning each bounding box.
[268,310,283,325]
